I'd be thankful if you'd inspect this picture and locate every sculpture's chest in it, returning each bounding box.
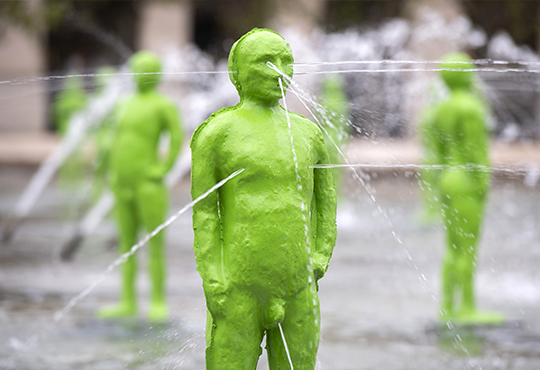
[117,97,162,136]
[218,119,313,177]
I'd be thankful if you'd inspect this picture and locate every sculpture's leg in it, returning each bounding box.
[442,174,502,324]
[266,287,320,370]
[442,197,477,319]
[441,230,458,319]
[206,288,263,370]
[98,195,138,318]
[419,165,440,224]
[137,180,169,322]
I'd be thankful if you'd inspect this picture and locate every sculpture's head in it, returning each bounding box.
[130,51,162,92]
[228,28,294,104]
[439,52,475,91]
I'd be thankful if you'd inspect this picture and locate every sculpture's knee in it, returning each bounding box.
[456,255,474,281]
[263,297,286,329]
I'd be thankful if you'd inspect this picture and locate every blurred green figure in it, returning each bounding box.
[319,75,350,195]
[98,51,183,322]
[418,97,443,223]
[90,66,117,201]
[431,53,502,324]
[53,73,88,136]
[53,73,89,188]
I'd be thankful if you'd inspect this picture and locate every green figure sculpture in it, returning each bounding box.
[190,28,337,369]
[418,99,442,223]
[91,66,117,202]
[319,75,350,195]
[54,73,89,187]
[432,53,502,324]
[53,73,88,137]
[97,51,183,322]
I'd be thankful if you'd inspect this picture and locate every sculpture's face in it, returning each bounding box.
[130,51,162,92]
[236,31,294,104]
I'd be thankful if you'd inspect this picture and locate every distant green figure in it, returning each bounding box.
[191,28,337,369]
[432,53,502,324]
[90,66,117,201]
[98,51,182,322]
[418,99,443,223]
[319,75,350,195]
[54,73,89,187]
[53,73,88,136]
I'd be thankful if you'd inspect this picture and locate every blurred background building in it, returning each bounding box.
[1,0,540,139]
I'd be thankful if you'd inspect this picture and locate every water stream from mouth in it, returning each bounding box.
[270,62,487,369]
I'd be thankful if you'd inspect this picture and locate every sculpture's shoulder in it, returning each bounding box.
[289,111,325,138]
[190,105,239,149]
[441,92,483,117]
[145,92,176,114]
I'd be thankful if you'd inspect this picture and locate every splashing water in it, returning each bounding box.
[61,147,192,260]
[271,62,489,369]
[6,71,129,222]
[271,64,403,245]
[279,75,322,364]
[9,168,244,357]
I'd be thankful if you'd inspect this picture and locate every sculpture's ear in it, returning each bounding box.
[228,28,263,93]
[227,27,285,94]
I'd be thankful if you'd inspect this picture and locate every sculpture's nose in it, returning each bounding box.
[263,297,286,329]
[266,61,285,79]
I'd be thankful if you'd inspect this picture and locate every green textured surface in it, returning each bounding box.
[431,53,502,324]
[190,28,337,369]
[98,51,183,322]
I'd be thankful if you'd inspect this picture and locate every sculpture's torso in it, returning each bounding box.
[201,106,323,300]
[434,90,489,194]
[110,92,168,185]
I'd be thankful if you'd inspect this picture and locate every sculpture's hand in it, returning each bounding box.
[312,252,330,281]
[146,165,167,181]
[203,280,228,317]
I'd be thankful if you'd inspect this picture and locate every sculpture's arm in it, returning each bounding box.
[419,105,444,209]
[190,128,225,305]
[462,103,491,192]
[312,133,338,281]
[162,102,183,175]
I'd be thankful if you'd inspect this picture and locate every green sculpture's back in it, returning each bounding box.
[430,52,502,324]
[434,53,490,191]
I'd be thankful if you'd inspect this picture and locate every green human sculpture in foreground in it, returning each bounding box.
[191,28,337,369]
[98,51,182,321]
[431,53,502,324]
